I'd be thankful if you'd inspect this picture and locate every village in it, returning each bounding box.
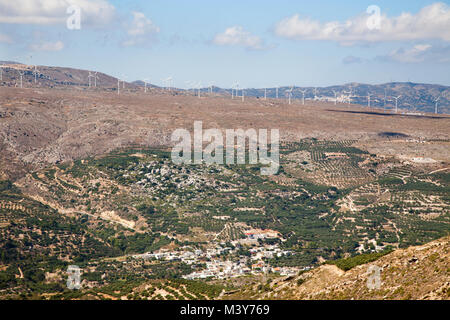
[132,228,308,280]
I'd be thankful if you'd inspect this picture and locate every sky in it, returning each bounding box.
[0,0,450,88]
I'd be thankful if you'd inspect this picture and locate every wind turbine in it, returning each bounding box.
[393,95,402,113]
[33,65,39,84]
[93,72,99,87]
[121,75,127,89]
[343,89,352,107]
[287,86,294,105]
[18,70,24,88]
[28,56,39,85]
[332,90,338,106]
[166,76,173,91]
[197,82,202,98]
[0,64,4,82]
[367,93,372,108]
[88,72,94,88]
[276,86,279,99]
[208,82,214,95]
[117,77,123,95]
[264,88,267,100]
[434,96,441,114]
[231,82,239,99]
[143,79,149,93]
[298,89,307,105]
[242,89,245,102]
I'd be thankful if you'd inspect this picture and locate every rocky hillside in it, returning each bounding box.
[225,236,449,300]
[0,62,134,90]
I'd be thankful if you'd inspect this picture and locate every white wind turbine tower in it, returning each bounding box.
[343,89,352,107]
[143,79,149,93]
[167,76,173,91]
[94,72,99,88]
[367,93,372,108]
[434,95,441,114]
[264,88,267,100]
[208,82,214,95]
[314,87,318,101]
[276,86,279,99]
[121,75,127,89]
[393,95,402,113]
[287,86,294,105]
[197,82,202,98]
[332,90,338,106]
[117,77,123,95]
[242,89,245,102]
[18,70,24,88]
[298,89,307,105]
[0,64,4,82]
[231,82,239,99]
[33,65,39,84]
[88,72,94,88]
[162,76,173,91]
[29,56,39,85]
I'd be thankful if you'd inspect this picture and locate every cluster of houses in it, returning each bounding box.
[248,245,292,260]
[132,240,303,280]
[183,259,303,280]
[243,228,280,240]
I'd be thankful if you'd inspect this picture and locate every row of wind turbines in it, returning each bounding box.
[1,64,444,114]
[250,85,443,114]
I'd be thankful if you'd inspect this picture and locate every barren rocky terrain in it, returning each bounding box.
[1,86,449,181]
[228,236,449,300]
[0,83,449,300]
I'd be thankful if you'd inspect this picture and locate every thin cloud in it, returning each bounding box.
[0,33,13,44]
[343,55,363,64]
[30,40,64,52]
[0,0,116,26]
[212,26,269,50]
[274,2,450,45]
[121,11,160,47]
[377,44,450,63]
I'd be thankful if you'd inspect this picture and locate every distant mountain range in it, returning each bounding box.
[1,62,449,114]
[242,83,450,114]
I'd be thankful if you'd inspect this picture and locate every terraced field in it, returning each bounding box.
[0,140,449,299]
[282,139,374,188]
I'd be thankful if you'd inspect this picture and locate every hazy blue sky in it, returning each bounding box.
[1,0,449,88]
